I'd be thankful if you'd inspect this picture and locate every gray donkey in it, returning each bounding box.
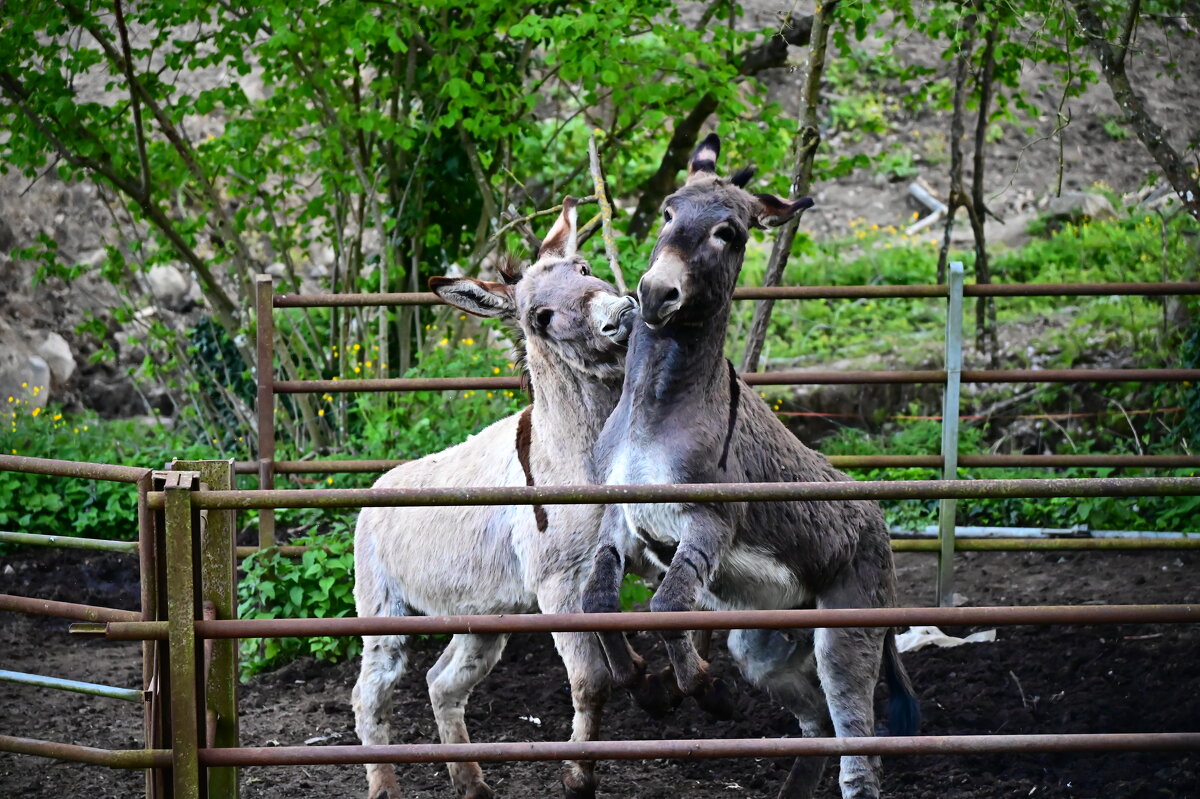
[352,198,639,799]
[581,135,920,799]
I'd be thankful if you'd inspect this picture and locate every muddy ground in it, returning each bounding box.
[1,546,1196,798]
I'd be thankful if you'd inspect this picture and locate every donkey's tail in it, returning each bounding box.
[883,628,921,736]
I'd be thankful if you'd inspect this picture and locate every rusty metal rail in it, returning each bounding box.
[272,281,1200,307]
[75,603,1200,643]
[145,475,1200,511]
[201,732,1200,767]
[270,367,1200,394]
[0,593,141,623]
[231,453,1200,475]
[0,735,170,768]
[0,453,150,483]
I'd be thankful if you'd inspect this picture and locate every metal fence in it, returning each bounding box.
[1,269,1199,797]
[250,265,1200,604]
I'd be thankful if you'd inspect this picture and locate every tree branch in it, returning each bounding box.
[1069,0,1199,221]
[627,13,815,241]
[588,134,626,293]
[740,4,835,373]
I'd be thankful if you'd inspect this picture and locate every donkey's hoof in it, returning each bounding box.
[562,770,598,799]
[462,783,496,799]
[693,676,737,721]
[630,668,685,718]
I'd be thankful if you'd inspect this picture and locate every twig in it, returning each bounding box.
[1009,670,1029,709]
[491,195,598,243]
[588,133,626,293]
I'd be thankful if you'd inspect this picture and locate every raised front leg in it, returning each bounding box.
[426,633,510,799]
[581,504,644,687]
[650,509,732,696]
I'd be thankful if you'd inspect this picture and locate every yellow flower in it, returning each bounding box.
[354,366,361,374]
[507,362,515,369]
[332,376,339,381]
[74,428,79,434]
[10,449,15,455]
[365,361,373,368]
[53,413,62,421]
[318,409,325,417]
[21,382,27,388]
[493,367,501,375]
[438,338,449,347]
[487,392,493,399]
[31,407,40,417]
[459,315,467,321]
[353,343,361,351]
[462,337,475,346]
[327,477,334,485]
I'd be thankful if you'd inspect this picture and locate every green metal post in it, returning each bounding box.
[163,471,204,799]
[144,471,168,799]
[174,460,239,798]
[937,262,965,607]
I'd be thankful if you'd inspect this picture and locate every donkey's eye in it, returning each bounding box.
[534,308,554,330]
[579,263,590,276]
[663,209,674,224]
[711,224,736,245]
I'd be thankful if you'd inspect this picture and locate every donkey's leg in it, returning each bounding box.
[352,633,409,799]
[729,628,832,799]
[539,578,613,799]
[650,510,731,695]
[813,586,887,799]
[427,633,510,799]
[581,504,645,687]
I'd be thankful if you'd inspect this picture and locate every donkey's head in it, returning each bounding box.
[430,197,636,384]
[638,133,813,329]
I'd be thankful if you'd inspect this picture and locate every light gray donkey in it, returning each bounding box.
[581,135,920,799]
[352,198,639,799]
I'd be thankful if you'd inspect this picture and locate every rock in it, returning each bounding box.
[0,354,51,410]
[145,264,192,309]
[1045,191,1119,224]
[265,262,287,278]
[36,332,76,386]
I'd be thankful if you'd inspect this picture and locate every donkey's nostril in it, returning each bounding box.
[662,288,680,304]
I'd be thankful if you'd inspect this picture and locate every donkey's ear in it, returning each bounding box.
[686,133,721,181]
[538,196,579,260]
[429,276,515,319]
[752,193,815,228]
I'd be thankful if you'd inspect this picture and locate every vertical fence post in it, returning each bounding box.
[937,262,965,607]
[138,471,166,799]
[173,460,238,798]
[163,470,204,799]
[255,274,276,550]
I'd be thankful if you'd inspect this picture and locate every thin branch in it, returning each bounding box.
[112,0,150,197]
[588,134,626,293]
[740,2,836,373]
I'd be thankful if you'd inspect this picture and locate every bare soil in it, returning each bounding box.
[2,546,1197,798]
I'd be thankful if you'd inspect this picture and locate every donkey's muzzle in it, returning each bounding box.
[639,281,682,329]
[598,294,638,344]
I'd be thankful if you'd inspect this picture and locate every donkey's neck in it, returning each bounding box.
[528,359,623,459]
[630,303,732,411]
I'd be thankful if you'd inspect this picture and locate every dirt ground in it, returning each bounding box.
[1,545,1196,799]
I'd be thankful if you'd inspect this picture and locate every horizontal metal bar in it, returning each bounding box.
[0,669,143,702]
[232,453,1200,476]
[147,476,1200,511]
[892,537,1200,551]
[91,603,1199,642]
[271,282,1200,309]
[0,454,150,484]
[0,735,170,768]
[201,732,1200,767]
[272,368,1200,394]
[0,593,141,623]
[275,291,441,307]
[0,530,139,554]
[273,376,523,393]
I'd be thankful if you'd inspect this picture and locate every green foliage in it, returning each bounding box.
[0,400,208,541]
[620,574,654,610]
[237,520,358,680]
